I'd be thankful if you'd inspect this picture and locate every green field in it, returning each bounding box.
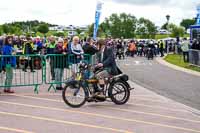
[136,34,190,40]
[164,54,200,72]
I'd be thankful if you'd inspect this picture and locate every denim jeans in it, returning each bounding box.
[4,67,13,90]
[54,68,64,88]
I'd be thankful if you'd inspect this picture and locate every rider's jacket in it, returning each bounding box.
[97,46,119,75]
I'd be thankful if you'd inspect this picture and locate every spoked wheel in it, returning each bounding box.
[62,82,87,108]
[109,80,130,105]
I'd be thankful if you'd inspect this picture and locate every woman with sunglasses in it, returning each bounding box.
[53,38,67,90]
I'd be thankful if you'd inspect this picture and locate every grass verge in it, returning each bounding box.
[164,54,200,72]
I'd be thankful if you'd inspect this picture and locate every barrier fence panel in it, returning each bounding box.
[189,49,200,67]
[0,54,93,93]
[0,54,44,93]
[44,54,92,92]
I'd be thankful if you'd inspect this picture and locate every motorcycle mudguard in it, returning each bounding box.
[64,78,79,85]
[113,74,129,82]
[120,74,129,82]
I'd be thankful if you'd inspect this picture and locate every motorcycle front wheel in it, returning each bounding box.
[62,82,87,108]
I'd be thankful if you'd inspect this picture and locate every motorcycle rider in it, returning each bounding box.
[147,40,155,59]
[116,40,125,59]
[94,39,120,97]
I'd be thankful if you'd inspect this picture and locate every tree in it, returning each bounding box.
[180,19,196,30]
[99,18,110,37]
[137,18,157,39]
[76,28,82,35]
[87,23,105,37]
[0,25,3,35]
[161,23,168,30]
[54,32,65,37]
[168,23,185,37]
[87,23,94,37]
[2,24,10,34]
[37,24,49,34]
[106,13,137,38]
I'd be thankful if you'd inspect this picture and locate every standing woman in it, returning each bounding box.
[70,36,84,77]
[2,36,16,93]
[54,38,66,90]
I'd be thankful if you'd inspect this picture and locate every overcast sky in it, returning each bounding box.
[0,0,199,27]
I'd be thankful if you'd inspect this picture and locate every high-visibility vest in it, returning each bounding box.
[22,42,34,54]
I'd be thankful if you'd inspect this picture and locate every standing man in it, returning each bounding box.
[47,36,56,80]
[181,38,189,62]
[128,40,136,57]
[159,40,164,57]
[83,37,98,55]
[22,37,35,72]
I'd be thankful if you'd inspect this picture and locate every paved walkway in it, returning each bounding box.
[0,81,200,133]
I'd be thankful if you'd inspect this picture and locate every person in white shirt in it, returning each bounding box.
[70,36,84,76]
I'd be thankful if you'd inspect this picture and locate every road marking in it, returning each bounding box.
[129,103,188,113]
[3,94,188,113]
[134,97,169,103]
[134,95,170,101]
[1,93,62,96]
[0,126,34,133]
[0,101,200,133]
[10,94,186,113]
[0,111,132,133]
[9,94,193,120]
[8,93,169,103]
[101,106,200,123]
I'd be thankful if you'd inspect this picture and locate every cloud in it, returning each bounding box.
[108,0,170,6]
[0,0,198,27]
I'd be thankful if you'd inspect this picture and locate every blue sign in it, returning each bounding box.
[93,2,103,40]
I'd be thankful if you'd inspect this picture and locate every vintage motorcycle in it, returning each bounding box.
[62,62,133,108]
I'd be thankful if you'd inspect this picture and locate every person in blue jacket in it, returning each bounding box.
[1,36,16,93]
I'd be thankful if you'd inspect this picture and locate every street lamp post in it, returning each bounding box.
[166,15,170,35]
[166,15,170,53]
[166,15,170,24]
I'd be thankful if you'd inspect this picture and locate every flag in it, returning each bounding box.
[93,1,103,40]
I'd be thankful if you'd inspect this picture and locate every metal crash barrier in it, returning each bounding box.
[189,49,200,67]
[0,54,92,94]
[44,54,92,92]
[0,54,43,93]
